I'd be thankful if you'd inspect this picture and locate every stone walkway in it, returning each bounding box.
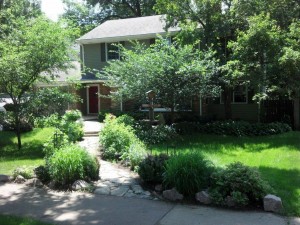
[78,120,154,200]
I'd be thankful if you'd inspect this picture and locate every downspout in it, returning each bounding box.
[80,44,85,67]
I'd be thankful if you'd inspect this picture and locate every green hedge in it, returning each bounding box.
[173,120,292,136]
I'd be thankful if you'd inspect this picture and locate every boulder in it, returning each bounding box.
[25,178,43,187]
[14,175,26,183]
[263,194,283,213]
[226,196,235,207]
[155,184,163,192]
[163,188,183,201]
[72,180,90,191]
[195,191,212,205]
[0,175,10,183]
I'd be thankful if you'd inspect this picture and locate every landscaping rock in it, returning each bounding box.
[163,188,183,201]
[0,175,10,183]
[195,191,211,205]
[72,180,90,191]
[14,175,26,183]
[25,178,43,188]
[131,185,143,194]
[111,186,129,197]
[94,186,110,195]
[48,181,56,189]
[263,194,283,213]
[226,196,235,207]
[155,184,163,192]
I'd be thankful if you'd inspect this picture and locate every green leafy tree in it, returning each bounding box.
[0,17,77,149]
[61,0,102,36]
[154,0,300,119]
[103,39,219,122]
[0,0,41,38]
[87,0,157,19]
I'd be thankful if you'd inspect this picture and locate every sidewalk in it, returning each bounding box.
[0,182,297,225]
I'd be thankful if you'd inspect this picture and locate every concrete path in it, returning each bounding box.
[0,182,296,225]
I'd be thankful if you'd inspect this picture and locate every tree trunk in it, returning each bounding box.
[294,97,300,130]
[15,114,22,150]
[223,86,232,119]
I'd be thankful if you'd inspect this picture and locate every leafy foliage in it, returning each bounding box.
[173,120,292,136]
[100,114,138,160]
[13,166,35,179]
[121,140,148,171]
[209,162,272,207]
[104,39,219,122]
[163,153,215,196]
[0,16,77,149]
[48,145,100,187]
[138,154,169,184]
[34,165,51,184]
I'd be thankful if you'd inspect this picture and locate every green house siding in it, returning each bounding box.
[206,104,259,122]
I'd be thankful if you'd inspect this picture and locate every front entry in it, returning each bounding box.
[88,86,99,114]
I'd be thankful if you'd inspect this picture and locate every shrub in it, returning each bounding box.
[138,154,169,184]
[60,121,84,142]
[163,153,214,197]
[48,145,100,187]
[34,114,60,128]
[121,140,148,171]
[100,115,137,160]
[62,110,82,122]
[13,166,35,179]
[209,162,272,207]
[34,165,51,184]
[43,129,69,158]
[116,114,136,127]
[173,120,292,136]
[135,122,177,145]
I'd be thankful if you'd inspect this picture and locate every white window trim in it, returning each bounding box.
[106,42,120,61]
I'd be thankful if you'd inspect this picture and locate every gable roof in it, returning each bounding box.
[77,15,180,44]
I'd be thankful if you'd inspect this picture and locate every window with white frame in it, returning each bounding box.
[106,42,120,60]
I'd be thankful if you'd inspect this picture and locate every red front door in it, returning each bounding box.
[88,86,99,114]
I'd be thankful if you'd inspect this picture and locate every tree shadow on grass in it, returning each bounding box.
[258,166,300,216]
[154,131,300,154]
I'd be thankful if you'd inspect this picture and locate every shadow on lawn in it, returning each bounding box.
[258,166,300,216]
[153,131,300,154]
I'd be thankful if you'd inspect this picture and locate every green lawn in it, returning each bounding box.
[0,128,54,175]
[153,131,300,216]
[0,214,54,225]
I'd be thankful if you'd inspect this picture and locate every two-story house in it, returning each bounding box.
[76,15,295,125]
[76,15,179,115]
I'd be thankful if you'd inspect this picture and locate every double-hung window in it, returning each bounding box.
[106,42,120,60]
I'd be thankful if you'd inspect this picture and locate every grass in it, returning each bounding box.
[0,128,55,175]
[0,214,54,225]
[152,131,300,216]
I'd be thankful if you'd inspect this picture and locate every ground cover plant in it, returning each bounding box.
[152,131,300,216]
[0,128,54,175]
[0,214,53,225]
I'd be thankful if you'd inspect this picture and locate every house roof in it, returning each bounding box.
[77,15,180,44]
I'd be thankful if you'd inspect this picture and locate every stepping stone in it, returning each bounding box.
[131,185,143,194]
[94,186,110,195]
[111,186,129,197]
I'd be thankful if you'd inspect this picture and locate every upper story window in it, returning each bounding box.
[106,43,120,60]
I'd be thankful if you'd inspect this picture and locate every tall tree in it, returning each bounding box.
[103,39,219,122]
[155,0,300,120]
[87,0,157,20]
[0,0,41,38]
[0,17,77,149]
[61,0,102,36]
